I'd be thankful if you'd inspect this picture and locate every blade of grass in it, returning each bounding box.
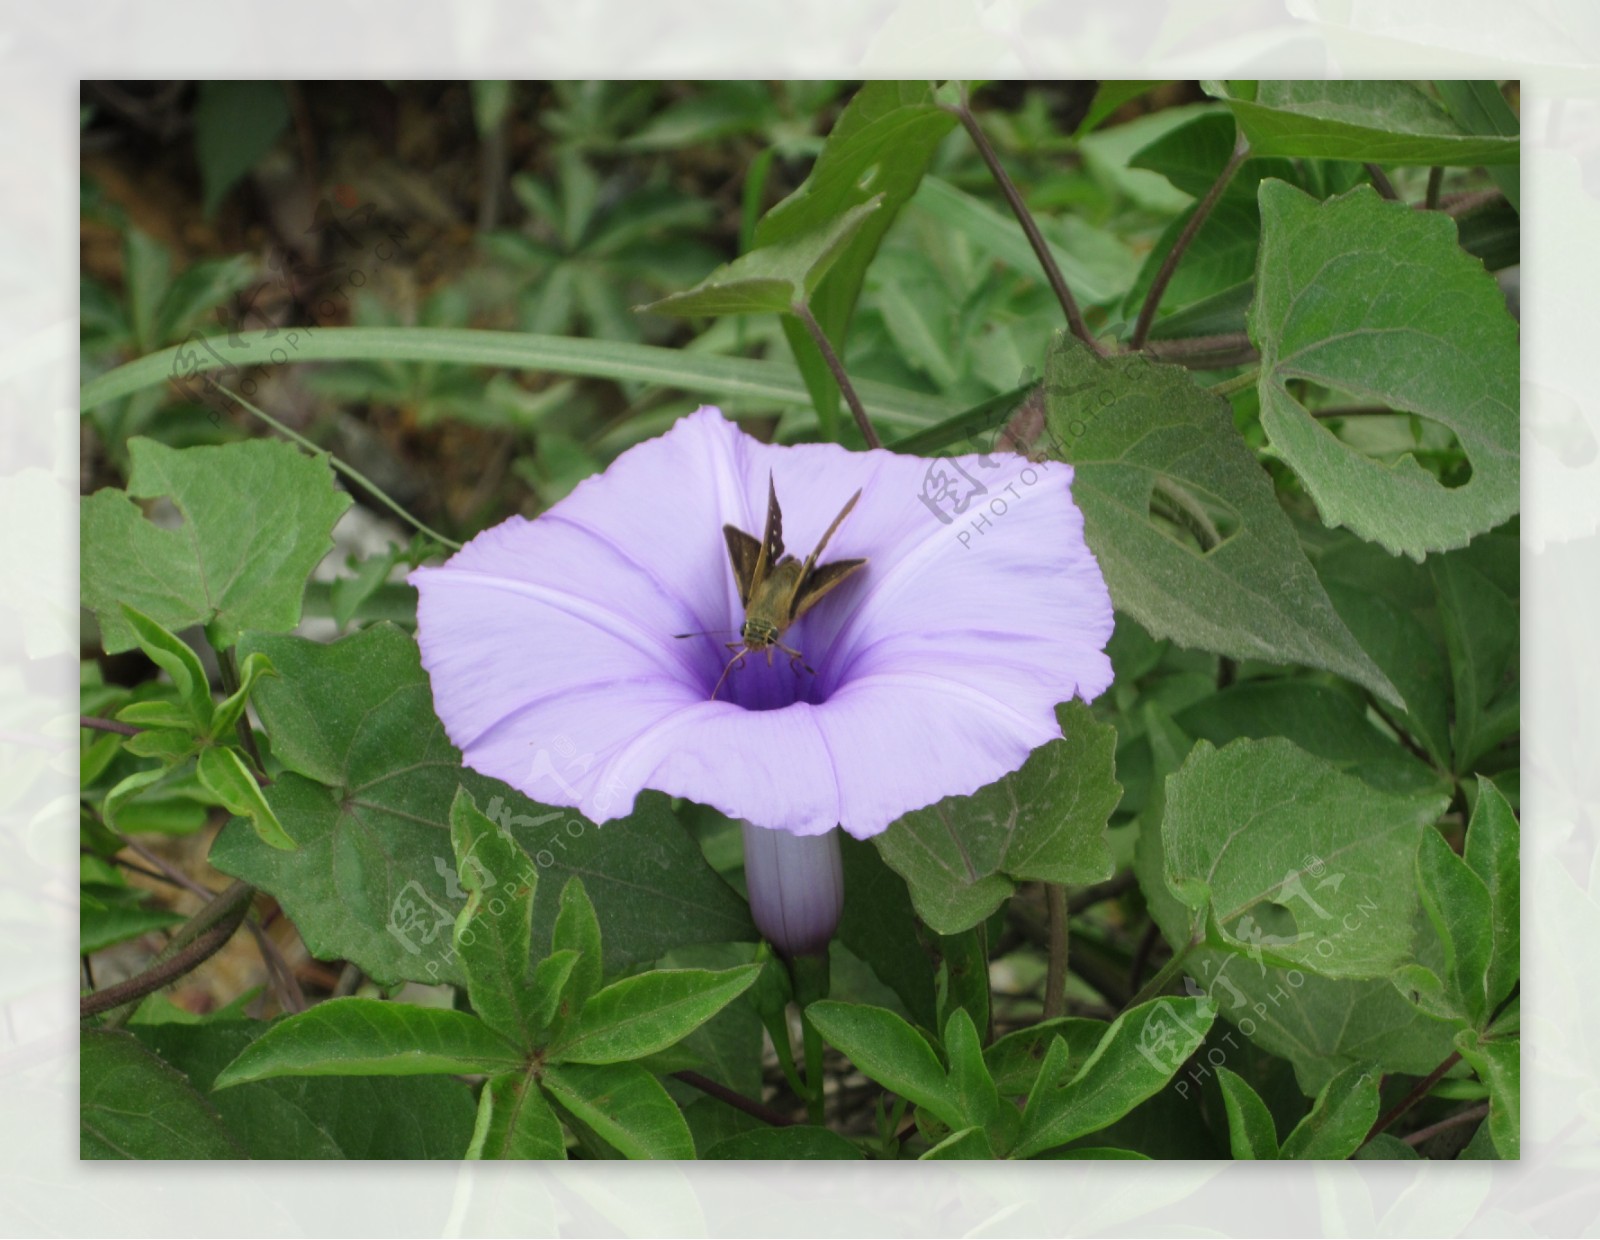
[80,327,965,432]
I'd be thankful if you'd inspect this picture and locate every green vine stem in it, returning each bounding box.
[1124,939,1195,1011]
[792,301,880,449]
[944,94,1106,357]
[1044,883,1069,1019]
[1130,132,1251,351]
[213,381,463,551]
[81,880,255,1023]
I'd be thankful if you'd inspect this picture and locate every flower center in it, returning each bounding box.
[679,610,844,712]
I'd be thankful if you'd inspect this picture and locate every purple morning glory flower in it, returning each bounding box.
[410,407,1112,949]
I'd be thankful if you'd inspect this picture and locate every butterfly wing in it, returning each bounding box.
[725,473,787,608]
[790,557,867,623]
[722,525,762,607]
[785,488,866,622]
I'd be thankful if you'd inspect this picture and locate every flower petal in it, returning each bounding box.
[412,407,1114,839]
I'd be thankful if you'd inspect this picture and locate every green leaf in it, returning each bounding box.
[209,651,275,740]
[550,876,605,1014]
[806,1000,963,1130]
[541,1061,694,1160]
[644,196,883,317]
[1133,744,1459,1095]
[468,1071,568,1160]
[80,326,967,435]
[1044,336,1402,709]
[212,998,524,1087]
[80,438,351,654]
[80,887,186,953]
[1321,575,1453,768]
[135,1020,477,1158]
[101,766,167,832]
[115,606,213,731]
[81,1029,244,1159]
[123,228,171,355]
[1464,777,1519,1011]
[1174,680,1441,794]
[197,745,295,851]
[984,1018,1106,1096]
[1163,738,1449,978]
[1280,1061,1382,1159]
[1210,81,1518,166]
[1129,110,1296,201]
[1075,81,1169,137]
[550,966,761,1065]
[1355,1133,1420,1160]
[910,176,1136,307]
[1201,949,1460,1098]
[448,787,539,1047]
[703,1125,864,1159]
[207,626,753,986]
[195,81,290,217]
[1217,1066,1279,1158]
[1432,553,1519,772]
[876,701,1120,935]
[151,254,260,347]
[1250,181,1519,559]
[528,949,581,1037]
[758,82,957,440]
[837,835,937,1031]
[921,1126,995,1159]
[1454,1029,1518,1158]
[944,1007,1011,1153]
[937,929,991,1050]
[1434,81,1520,211]
[1414,829,1494,1026]
[1013,996,1215,1159]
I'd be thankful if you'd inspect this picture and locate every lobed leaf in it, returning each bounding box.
[1044,336,1402,707]
[1250,181,1519,559]
[80,438,351,653]
[208,625,753,986]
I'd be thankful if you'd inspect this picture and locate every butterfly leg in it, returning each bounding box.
[710,647,749,702]
[776,639,814,677]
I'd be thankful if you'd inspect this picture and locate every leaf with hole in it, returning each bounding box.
[1044,337,1402,708]
[1162,738,1448,979]
[1250,181,1519,559]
